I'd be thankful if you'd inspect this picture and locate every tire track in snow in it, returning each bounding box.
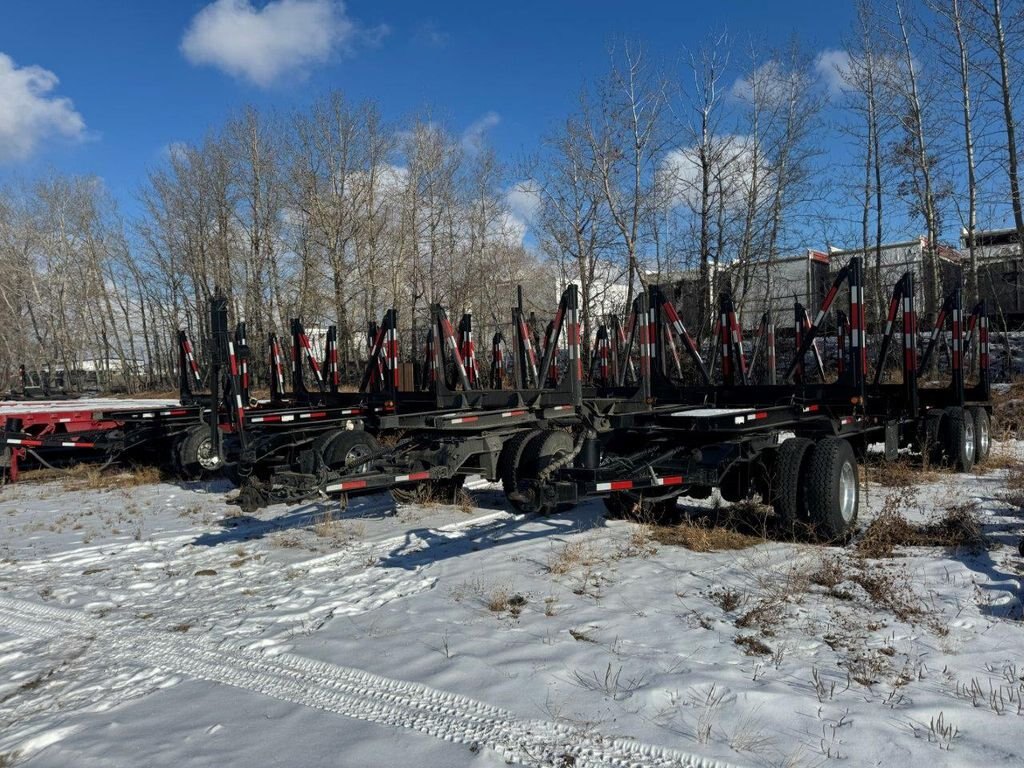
[0,597,741,768]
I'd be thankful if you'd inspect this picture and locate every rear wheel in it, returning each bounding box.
[518,430,575,515]
[942,406,975,472]
[771,437,814,534]
[498,429,544,512]
[970,407,991,463]
[804,437,858,543]
[176,425,223,479]
[317,430,379,471]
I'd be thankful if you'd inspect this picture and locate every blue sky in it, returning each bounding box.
[0,1,858,219]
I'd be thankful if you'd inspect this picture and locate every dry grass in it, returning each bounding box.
[486,587,526,617]
[857,510,921,558]
[17,463,164,489]
[312,508,336,537]
[812,554,928,624]
[711,587,744,612]
[650,519,762,552]
[455,488,474,514]
[73,465,162,490]
[734,635,773,656]
[992,383,1024,437]
[486,586,510,612]
[857,504,987,558]
[1005,465,1024,491]
[979,439,1022,471]
[546,539,601,575]
[865,458,938,488]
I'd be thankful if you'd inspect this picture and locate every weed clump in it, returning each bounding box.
[650,520,762,552]
[857,504,987,558]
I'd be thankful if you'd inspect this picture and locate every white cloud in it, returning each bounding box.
[181,0,355,87]
[729,60,806,106]
[813,48,909,96]
[460,111,500,154]
[493,210,528,247]
[505,180,541,227]
[658,135,771,211]
[496,180,543,247]
[814,49,854,95]
[0,53,85,163]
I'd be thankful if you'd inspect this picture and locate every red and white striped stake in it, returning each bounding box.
[182,337,203,388]
[517,315,539,386]
[441,316,471,388]
[227,340,245,427]
[271,336,286,397]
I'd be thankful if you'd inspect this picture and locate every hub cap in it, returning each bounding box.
[839,461,857,523]
[345,443,372,472]
[964,418,976,464]
[196,437,222,470]
[978,417,989,458]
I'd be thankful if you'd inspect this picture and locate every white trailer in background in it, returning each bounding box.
[728,249,831,330]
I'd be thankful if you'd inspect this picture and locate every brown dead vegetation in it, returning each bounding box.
[20,464,165,490]
[992,382,1024,438]
[545,540,601,575]
[811,554,928,624]
[650,519,762,552]
[865,458,939,488]
[857,503,987,558]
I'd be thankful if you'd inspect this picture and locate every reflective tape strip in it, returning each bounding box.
[596,480,634,492]
[395,472,431,483]
[325,479,368,493]
[654,476,685,486]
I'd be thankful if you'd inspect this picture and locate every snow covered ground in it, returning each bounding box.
[1,453,1023,767]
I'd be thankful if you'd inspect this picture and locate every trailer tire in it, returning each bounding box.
[318,430,379,472]
[499,429,544,512]
[771,437,814,535]
[942,406,975,472]
[969,407,991,463]
[805,437,858,543]
[518,429,575,514]
[176,425,223,479]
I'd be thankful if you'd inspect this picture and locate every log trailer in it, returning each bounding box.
[3,258,993,549]
[233,257,992,545]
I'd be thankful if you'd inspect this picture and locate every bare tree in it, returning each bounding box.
[892,0,944,318]
[583,42,670,311]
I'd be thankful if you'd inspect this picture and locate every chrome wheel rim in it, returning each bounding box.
[839,461,857,523]
[964,418,976,464]
[978,417,989,458]
[345,443,372,472]
[197,438,222,470]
